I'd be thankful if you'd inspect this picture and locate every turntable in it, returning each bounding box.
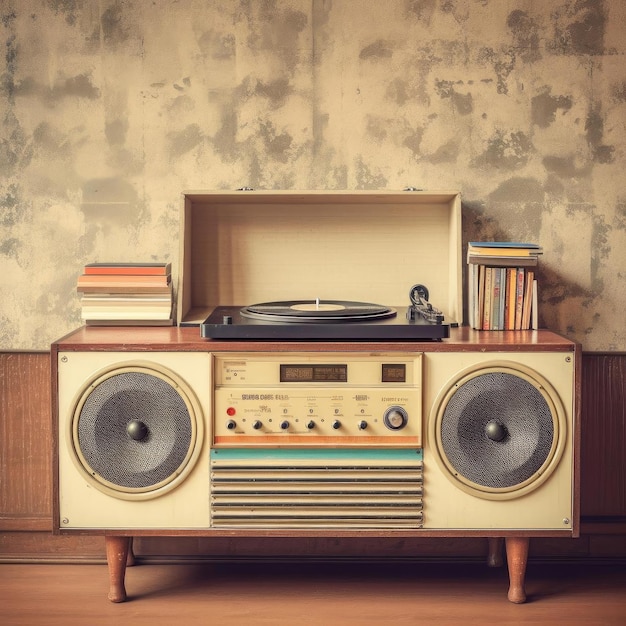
[200,285,452,340]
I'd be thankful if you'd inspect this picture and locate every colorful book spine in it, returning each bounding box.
[84,262,171,276]
[467,242,541,330]
[77,262,174,325]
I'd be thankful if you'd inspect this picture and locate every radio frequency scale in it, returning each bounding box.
[212,352,422,446]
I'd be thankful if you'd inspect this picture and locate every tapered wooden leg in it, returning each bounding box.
[505,536,529,604]
[126,537,136,567]
[106,536,131,603]
[487,537,504,568]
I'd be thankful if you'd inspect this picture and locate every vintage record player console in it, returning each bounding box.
[52,191,580,605]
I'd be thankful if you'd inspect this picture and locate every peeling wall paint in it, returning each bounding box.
[1,0,625,351]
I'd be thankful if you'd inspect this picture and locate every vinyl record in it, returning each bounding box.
[241,300,396,323]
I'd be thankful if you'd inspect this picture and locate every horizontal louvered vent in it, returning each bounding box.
[210,450,423,529]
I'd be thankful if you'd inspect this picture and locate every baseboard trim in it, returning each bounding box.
[3,553,626,566]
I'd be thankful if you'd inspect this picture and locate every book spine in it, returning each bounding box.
[478,265,486,330]
[482,268,493,330]
[78,274,170,284]
[521,270,535,330]
[468,246,535,257]
[499,268,506,329]
[505,267,516,330]
[77,285,172,294]
[468,263,476,330]
[491,268,502,331]
[81,311,172,320]
[514,268,525,330]
[84,266,170,276]
[467,255,538,267]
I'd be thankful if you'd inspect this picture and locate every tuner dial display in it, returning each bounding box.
[384,406,408,430]
[212,353,421,446]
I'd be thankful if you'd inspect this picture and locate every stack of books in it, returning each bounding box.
[467,242,542,331]
[77,263,173,326]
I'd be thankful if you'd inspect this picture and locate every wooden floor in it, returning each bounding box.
[1,560,625,625]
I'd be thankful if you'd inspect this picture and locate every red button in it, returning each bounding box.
[226,407,236,416]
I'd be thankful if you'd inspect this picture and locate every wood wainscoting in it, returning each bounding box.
[1,350,625,563]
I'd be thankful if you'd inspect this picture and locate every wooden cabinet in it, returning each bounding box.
[0,353,51,532]
[580,354,626,518]
[1,350,625,560]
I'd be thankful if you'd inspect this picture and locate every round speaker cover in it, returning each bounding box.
[434,365,565,499]
[72,366,201,498]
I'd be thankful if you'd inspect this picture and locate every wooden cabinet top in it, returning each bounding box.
[53,325,578,354]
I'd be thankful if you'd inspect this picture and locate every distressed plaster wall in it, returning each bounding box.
[1,0,625,351]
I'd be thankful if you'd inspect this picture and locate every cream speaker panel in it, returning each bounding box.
[57,351,212,529]
[423,351,575,531]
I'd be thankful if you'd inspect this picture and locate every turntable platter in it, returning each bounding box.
[240,300,397,323]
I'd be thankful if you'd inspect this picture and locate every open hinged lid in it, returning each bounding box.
[177,190,462,327]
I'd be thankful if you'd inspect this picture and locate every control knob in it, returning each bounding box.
[252,420,263,430]
[383,406,408,430]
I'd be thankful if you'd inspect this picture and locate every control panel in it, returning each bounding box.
[212,352,422,447]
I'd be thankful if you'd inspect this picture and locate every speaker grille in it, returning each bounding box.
[210,449,423,529]
[75,371,193,491]
[439,371,555,490]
